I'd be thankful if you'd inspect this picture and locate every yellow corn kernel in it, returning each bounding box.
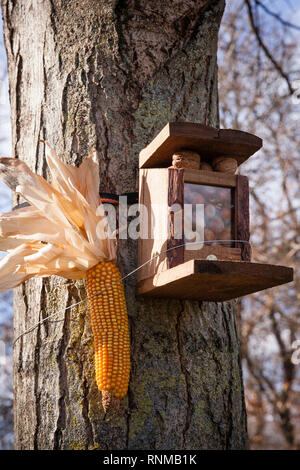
[86,261,130,405]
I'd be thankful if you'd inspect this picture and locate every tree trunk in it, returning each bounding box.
[2,0,248,450]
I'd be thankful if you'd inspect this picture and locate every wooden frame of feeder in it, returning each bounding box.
[137,122,293,301]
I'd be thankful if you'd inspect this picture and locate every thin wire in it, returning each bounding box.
[13,239,250,345]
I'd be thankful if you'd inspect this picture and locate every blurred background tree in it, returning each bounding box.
[218,0,300,450]
[0,0,299,449]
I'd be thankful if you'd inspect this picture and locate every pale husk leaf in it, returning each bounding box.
[0,144,117,292]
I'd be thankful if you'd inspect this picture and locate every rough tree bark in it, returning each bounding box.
[2,0,248,450]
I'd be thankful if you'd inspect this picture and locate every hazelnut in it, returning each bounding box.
[208,216,225,234]
[218,188,231,203]
[193,193,205,204]
[204,228,216,241]
[212,156,238,174]
[219,229,233,246]
[204,204,216,218]
[203,186,216,198]
[172,151,201,169]
[220,207,232,221]
[200,161,213,171]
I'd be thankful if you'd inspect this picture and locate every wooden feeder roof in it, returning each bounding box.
[139,122,263,169]
[137,260,293,302]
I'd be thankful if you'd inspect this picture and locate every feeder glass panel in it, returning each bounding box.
[184,183,234,247]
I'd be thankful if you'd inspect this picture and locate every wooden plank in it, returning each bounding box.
[184,169,236,188]
[137,169,169,282]
[235,175,251,261]
[184,246,241,262]
[136,260,294,302]
[139,122,263,169]
[167,168,184,269]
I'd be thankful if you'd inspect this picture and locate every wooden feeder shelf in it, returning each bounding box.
[137,260,293,302]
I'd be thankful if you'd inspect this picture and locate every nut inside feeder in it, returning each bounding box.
[184,182,234,249]
[137,122,293,301]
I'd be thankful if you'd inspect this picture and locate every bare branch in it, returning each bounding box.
[255,0,300,31]
[244,0,295,95]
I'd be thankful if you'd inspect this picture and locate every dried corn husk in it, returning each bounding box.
[0,143,116,292]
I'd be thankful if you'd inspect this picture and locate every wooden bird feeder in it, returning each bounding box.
[137,122,293,301]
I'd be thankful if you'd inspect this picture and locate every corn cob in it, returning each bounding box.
[86,261,130,409]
